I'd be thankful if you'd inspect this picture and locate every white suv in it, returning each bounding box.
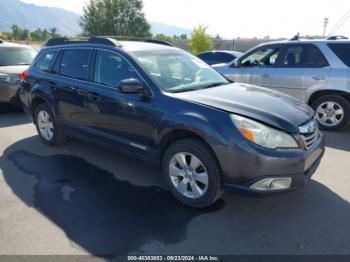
[215,39,350,131]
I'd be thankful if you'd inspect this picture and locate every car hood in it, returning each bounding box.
[173,83,314,133]
[0,65,29,75]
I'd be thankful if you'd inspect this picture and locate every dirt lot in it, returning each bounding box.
[0,110,349,256]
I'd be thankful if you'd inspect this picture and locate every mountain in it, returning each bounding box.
[0,0,191,37]
[151,22,191,36]
[0,0,81,36]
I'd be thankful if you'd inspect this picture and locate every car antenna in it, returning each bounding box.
[290,33,300,41]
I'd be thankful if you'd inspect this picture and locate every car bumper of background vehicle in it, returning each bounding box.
[218,132,325,194]
[0,83,21,106]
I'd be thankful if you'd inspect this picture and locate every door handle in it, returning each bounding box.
[312,76,325,81]
[262,74,271,78]
[48,81,56,89]
[77,89,89,96]
[87,93,101,102]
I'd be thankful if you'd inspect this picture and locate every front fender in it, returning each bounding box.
[154,108,243,164]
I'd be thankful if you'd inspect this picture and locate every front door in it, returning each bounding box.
[228,45,282,87]
[77,49,155,154]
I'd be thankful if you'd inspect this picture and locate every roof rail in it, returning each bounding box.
[327,35,349,40]
[45,37,122,47]
[99,36,174,47]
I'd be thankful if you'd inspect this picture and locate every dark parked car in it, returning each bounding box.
[196,50,243,66]
[0,40,36,111]
[20,37,325,208]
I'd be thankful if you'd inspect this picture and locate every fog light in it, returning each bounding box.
[249,177,292,191]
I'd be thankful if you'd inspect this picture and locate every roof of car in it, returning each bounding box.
[0,41,35,49]
[198,50,243,55]
[260,39,350,46]
[119,41,179,52]
[43,37,179,52]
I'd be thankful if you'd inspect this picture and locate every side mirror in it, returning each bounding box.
[119,78,145,94]
[232,59,240,68]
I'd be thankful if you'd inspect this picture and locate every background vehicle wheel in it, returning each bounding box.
[312,95,350,131]
[162,138,223,208]
[34,103,68,146]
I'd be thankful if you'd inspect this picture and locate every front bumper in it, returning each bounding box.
[218,131,325,193]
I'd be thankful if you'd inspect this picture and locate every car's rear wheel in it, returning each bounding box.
[34,103,68,146]
[162,138,223,208]
[312,95,350,131]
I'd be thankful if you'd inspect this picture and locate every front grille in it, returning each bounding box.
[299,118,319,150]
[301,128,319,150]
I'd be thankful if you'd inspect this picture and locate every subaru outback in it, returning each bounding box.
[20,37,325,208]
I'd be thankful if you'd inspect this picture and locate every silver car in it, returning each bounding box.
[215,39,350,131]
[0,40,37,111]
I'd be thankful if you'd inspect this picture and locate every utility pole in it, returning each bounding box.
[323,17,329,37]
[232,37,235,51]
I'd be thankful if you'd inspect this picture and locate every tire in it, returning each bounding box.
[162,138,223,208]
[34,103,68,146]
[311,95,350,131]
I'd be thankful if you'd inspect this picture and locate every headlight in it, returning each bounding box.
[0,73,20,84]
[231,114,299,149]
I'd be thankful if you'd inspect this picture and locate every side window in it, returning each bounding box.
[328,43,350,67]
[93,50,139,87]
[214,53,235,63]
[197,53,216,65]
[283,45,329,68]
[197,53,212,61]
[35,51,57,72]
[59,49,91,80]
[240,47,281,67]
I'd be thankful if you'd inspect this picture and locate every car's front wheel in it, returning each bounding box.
[312,95,350,131]
[162,138,223,208]
[34,103,68,146]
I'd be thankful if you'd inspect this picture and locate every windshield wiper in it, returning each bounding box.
[168,82,229,93]
[198,82,229,90]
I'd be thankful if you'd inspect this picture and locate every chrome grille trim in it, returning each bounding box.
[299,118,320,150]
[301,129,319,150]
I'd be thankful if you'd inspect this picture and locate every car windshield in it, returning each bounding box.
[131,50,229,93]
[0,47,37,66]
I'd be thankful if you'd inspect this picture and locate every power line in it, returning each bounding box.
[331,14,350,36]
[328,8,350,36]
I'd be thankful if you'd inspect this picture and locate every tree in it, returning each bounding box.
[11,25,22,40]
[188,25,212,54]
[180,34,188,40]
[3,25,63,41]
[49,28,61,38]
[81,0,151,37]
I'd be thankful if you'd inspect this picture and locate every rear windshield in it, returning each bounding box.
[0,47,37,66]
[328,43,350,67]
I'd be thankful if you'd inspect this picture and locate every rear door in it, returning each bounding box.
[225,45,282,87]
[271,44,331,101]
[50,48,93,132]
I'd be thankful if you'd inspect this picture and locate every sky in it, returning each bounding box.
[21,0,350,39]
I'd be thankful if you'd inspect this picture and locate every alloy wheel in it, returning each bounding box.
[169,152,209,199]
[316,101,344,127]
[37,110,54,141]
